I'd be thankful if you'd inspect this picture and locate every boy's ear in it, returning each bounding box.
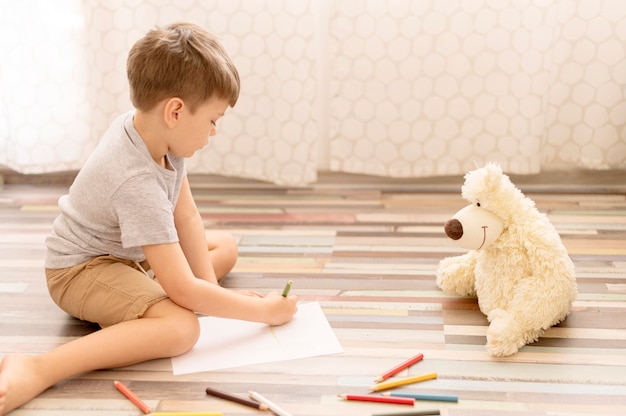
[163,98,185,128]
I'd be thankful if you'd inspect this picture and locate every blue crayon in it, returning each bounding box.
[383,391,458,403]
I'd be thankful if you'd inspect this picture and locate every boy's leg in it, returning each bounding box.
[1,256,199,415]
[207,230,238,280]
[0,297,199,415]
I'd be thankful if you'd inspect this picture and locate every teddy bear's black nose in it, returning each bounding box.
[444,218,463,240]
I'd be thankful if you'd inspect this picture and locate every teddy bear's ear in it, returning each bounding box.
[462,162,504,201]
[483,163,504,191]
[484,162,503,174]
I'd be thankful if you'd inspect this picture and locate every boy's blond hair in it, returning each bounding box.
[127,22,240,112]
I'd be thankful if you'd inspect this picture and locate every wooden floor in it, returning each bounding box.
[1,170,625,416]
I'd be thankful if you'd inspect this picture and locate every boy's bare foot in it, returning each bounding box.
[0,354,51,415]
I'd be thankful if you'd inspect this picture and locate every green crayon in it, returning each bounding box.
[281,280,293,297]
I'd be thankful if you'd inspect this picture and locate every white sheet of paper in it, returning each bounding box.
[171,301,343,375]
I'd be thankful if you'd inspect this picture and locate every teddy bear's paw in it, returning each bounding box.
[436,273,462,296]
[486,333,520,357]
[485,311,524,357]
[436,258,476,296]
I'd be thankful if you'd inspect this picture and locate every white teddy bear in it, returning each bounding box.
[436,163,577,357]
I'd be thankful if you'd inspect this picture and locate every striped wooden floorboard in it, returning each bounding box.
[0,171,625,416]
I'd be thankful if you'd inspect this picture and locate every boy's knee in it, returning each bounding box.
[209,232,238,279]
[158,306,200,356]
[171,309,201,355]
[221,233,238,268]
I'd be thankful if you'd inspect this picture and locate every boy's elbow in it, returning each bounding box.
[161,278,198,310]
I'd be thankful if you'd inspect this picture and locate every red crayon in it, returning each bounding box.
[338,394,415,405]
[374,352,424,382]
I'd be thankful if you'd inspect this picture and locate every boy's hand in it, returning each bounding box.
[263,291,298,326]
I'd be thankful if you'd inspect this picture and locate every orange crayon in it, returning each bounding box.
[114,380,151,414]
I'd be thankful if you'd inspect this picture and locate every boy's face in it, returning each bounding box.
[170,98,230,158]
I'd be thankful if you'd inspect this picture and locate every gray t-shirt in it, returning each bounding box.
[45,111,186,269]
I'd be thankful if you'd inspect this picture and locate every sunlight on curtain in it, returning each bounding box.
[0,0,92,173]
[1,0,624,185]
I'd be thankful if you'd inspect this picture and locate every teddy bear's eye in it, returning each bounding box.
[476,202,481,207]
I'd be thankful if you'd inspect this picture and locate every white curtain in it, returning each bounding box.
[1,0,624,186]
[328,0,626,177]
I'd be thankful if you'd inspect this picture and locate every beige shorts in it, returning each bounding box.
[46,255,168,328]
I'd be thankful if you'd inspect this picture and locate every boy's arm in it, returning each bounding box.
[173,176,218,284]
[142,242,297,325]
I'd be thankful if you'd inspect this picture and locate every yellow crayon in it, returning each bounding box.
[369,371,438,392]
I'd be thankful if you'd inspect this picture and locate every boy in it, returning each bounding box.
[0,22,298,415]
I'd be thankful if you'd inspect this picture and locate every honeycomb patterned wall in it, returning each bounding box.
[328,0,626,177]
[0,0,624,186]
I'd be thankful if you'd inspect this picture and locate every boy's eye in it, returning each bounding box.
[211,121,216,126]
